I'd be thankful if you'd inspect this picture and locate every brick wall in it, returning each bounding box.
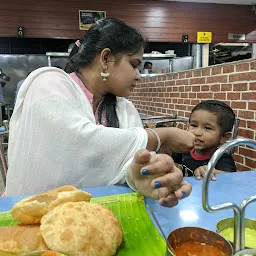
[130,58,256,171]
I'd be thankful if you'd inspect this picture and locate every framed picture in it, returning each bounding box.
[79,10,106,30]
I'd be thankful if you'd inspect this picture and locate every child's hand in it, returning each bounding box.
[194,165,217,181]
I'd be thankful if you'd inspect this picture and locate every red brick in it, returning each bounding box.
[173,87,178,92]
[190,77,206,85]
[250,61,256,70]
[210,84,221,91]
[186,71,193,78]
[236,63,250,72]
[185,86,192,91]
[186,108,193,115]
[221,84,232,91]
[181,92,189,98]
[229,72,256,82]
[237,110,254,119]
[207,75,228,84]
[179,72,186,79]
[242,92,256,100]
[248,102,256,111]
[233,147,239,154]
[190,100,199,106]
[175,104,186,110]
[239,147,256,159]
[166,98,173,103]
[156,82,165,87]
[193,70,202,77]
[233,154,244,163]
[197,92,213,99]
[245,158,256,169]
[214,93,226,100]
[169,92,180,97]
[202,69,211,76]
[231,101,246,109]
[178,86,185,92]
[223,65,235,73]
[249,82,256,90]
[184,99,190,104]
[211,66,222,75]
[233,83,247,91]
[238,128,254,138]
[178,99,184,104]
[168,104,175,109]
[173,73,179,79]
[236,163,251,172]
[192,86,201,92]
[247,121,256,130]
[176,79,189,85]
[167,87,173,92]
[227,92,241,100]
[201,85,210,91]
[166,74,173,80]
[239,120,246,128]
[165,80,175,86]
[189,93,197,98]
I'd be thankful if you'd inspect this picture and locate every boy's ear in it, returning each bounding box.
[220,132,232,145]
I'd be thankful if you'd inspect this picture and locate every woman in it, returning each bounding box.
[6,18,194,207]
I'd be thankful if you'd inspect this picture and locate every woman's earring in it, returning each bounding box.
[100,70,110,81]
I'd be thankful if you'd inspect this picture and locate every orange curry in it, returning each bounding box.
[174,241,227,256]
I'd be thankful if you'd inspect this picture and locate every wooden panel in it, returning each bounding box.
[0,0,255,42]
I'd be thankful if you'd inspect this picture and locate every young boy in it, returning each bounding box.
[172,100,236,180]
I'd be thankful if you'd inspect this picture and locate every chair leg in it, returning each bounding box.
[0,146,7,186]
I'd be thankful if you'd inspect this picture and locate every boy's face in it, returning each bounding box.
[188,109,225,155]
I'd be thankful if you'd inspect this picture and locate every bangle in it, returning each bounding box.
[125,165,137,191]
[146,128,161,152]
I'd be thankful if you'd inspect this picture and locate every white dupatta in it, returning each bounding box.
[6,67,147,196]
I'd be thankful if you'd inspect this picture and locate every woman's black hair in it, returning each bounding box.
[190,100,235,135]
[65,18,145,128]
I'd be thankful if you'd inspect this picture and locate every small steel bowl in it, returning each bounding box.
[216,217,256,249]
[166,226,233,256]
[233,249,256,256]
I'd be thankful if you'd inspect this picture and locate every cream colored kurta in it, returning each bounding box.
[6,67,147,196]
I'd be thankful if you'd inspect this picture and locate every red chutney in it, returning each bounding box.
[174,241,227,256]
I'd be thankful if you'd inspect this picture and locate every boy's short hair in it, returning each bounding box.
[190,100,235,135]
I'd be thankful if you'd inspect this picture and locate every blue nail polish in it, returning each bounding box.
[142,169,148,175]
[181,191,187,199]
[162,201,167,206]
[155,181,161,189]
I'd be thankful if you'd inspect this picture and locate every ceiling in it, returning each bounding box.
[160,0,255,5]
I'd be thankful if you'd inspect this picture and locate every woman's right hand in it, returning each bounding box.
[161,127,195,153]
[146,127,195,153]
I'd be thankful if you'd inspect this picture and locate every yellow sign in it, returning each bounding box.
[197,32,212,43]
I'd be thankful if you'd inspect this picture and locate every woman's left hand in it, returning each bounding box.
[129,149,192,207]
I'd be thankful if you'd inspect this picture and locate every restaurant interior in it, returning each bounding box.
[0,0,256,255]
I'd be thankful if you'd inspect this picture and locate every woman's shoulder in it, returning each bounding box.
[116,97,135,107]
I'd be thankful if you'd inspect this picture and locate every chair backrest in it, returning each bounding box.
[0,132,8,187]
[227,117,240,155]
[230,118,240,140]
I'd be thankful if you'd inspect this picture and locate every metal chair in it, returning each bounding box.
[0,120,9,186]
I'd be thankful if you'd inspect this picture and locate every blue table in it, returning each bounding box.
[0,171,256,238]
